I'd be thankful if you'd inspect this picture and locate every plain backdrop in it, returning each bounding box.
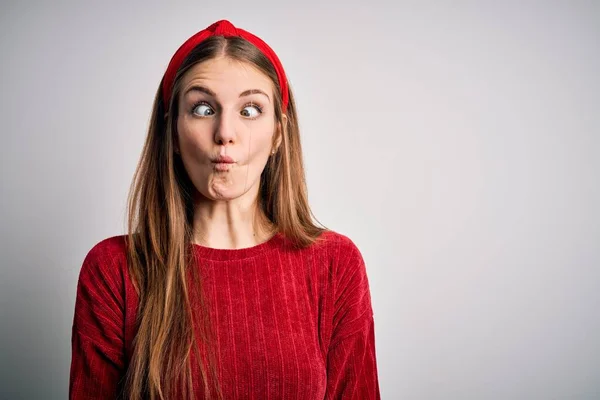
[1,1,599,399]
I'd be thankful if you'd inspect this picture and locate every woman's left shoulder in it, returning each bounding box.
[316,229,361,248]
[313,229,365,263]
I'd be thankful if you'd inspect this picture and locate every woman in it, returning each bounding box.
[70,19,380,399]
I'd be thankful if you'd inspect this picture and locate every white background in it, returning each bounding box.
[1,1,599,398]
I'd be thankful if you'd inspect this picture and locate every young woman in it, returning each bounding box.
[70,19,380,399]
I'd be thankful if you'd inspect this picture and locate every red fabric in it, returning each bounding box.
[162,19,289,112]
[70,230,380,399]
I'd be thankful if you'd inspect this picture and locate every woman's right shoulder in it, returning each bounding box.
[85,234,129,258]
[78,234,130,284]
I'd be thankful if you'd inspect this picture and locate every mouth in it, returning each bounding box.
[212,162,235,171]
[211,156,236,171]
[212,155,235,163]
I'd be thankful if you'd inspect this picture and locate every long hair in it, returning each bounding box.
[122,35,326,399]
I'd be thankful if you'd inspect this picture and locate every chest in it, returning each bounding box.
[200,258,328,399]
[124,256,331,399]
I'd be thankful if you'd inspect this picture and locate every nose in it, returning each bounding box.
[214,110,237,145]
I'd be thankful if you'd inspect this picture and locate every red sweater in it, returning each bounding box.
[70,230,380,399]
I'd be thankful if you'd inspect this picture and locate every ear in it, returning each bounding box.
[273,114,287,152]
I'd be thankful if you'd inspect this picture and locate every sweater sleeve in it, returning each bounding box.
[325,237,381,399]
[69,239,126,399]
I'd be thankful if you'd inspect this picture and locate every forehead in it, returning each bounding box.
[180,56,274,96]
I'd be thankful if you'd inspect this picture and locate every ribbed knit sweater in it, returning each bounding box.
[69,230,380,399]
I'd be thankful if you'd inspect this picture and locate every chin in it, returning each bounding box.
[204,182,248,201]
[192,169,258,201]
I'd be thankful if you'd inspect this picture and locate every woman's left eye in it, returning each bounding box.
[241,104,262,119]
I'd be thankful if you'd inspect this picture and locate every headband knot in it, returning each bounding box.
[210,19,237,36]
[162,20,289,113]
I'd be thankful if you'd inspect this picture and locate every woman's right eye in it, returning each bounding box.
[192,102,215,117]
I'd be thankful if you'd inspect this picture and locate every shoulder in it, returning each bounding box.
[314,229,364,261]
[78,234,129,288]
[311,229,367,279]
[82,234,128,268]
[85,234,128,258]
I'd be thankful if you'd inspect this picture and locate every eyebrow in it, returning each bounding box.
[183,85,271,103]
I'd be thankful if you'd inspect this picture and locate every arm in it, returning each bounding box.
[325,237,381,399]
[69,240,126,399]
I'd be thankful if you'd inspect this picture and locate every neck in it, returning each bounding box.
[191,191,276,250]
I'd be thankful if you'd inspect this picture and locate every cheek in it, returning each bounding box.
[244,134,274,172]
[246,120,276,154]
[177,123,212,159]
[248,130,272,154]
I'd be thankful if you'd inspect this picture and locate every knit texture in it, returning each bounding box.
[69,230,380,399]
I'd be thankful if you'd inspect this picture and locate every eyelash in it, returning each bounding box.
[190,101,263,119]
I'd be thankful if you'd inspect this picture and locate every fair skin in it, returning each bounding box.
[175,56,283,249]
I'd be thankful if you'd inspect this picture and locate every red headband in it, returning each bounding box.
[162,19,289,113]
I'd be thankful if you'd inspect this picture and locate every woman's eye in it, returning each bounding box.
[241,104,262,119]
[192,103,214,117]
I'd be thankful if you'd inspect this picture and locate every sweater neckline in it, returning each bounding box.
[191,232,285,261]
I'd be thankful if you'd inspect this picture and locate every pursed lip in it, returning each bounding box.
[212,155,235,163]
